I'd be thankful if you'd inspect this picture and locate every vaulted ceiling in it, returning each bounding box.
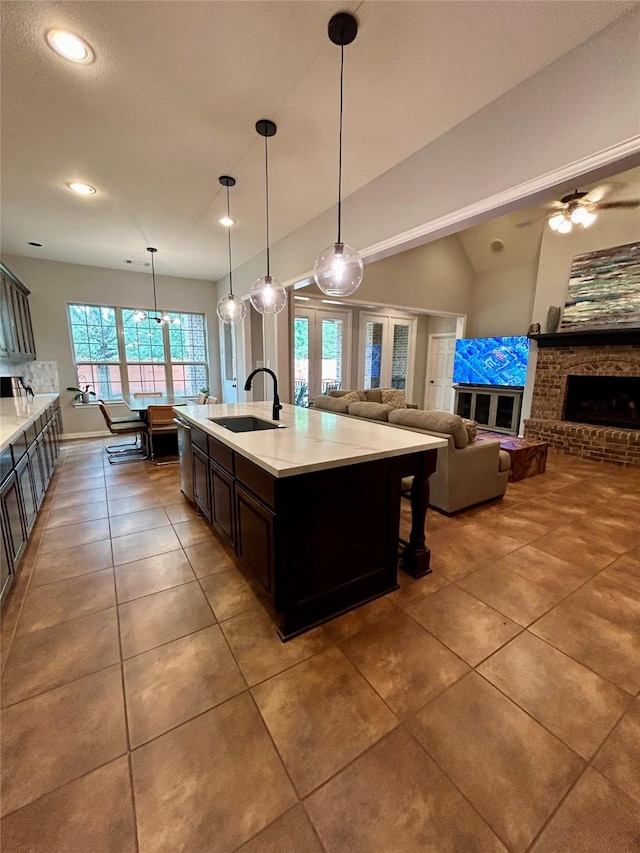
[1,1,635,280]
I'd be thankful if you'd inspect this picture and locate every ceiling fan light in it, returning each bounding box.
[250,275,287,315]
[314,242,363,297]
[548,213,565,231]
[580,210,597,228]
[557,218,572,234]
[217,293,246,325]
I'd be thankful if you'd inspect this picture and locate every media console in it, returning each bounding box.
[454,385,523,435]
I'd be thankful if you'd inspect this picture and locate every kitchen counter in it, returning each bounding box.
[179,401,446,639]
[175,401,447,477]
[0,394,60,452]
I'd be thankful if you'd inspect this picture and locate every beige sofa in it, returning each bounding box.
[312,390,510,513]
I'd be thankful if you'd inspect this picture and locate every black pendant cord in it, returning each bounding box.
[226,185,234,297]
[337,43,344,245]
[264,134,271,277]
[150,251,158,313]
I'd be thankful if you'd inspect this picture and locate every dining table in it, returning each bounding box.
[123,394,188,420]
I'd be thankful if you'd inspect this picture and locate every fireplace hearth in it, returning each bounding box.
[564,375,640,430]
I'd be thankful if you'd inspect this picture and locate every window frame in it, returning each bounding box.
[67,301,209,401]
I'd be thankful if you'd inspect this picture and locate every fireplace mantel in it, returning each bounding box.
[530,328,640,348]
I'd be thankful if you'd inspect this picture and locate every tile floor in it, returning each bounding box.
[1,438,639,852]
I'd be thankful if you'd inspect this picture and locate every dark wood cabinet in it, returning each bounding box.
[210,460,235,548]
[28,441,45,510]
[0,263,36,360]
[235,482,275,594]
[192,444,211,521]
[0,472,26,576]
[15,455,37,534]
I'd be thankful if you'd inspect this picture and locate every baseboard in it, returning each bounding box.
[61,431,111,440]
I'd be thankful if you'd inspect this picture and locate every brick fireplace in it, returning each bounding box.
[524,330,640,466]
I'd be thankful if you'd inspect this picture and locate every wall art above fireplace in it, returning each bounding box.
[560,240,640,332]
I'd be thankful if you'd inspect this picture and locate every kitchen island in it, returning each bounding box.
[176,401,446,639]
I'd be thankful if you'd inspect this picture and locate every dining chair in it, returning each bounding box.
[97,400,148,464]
[147,405,179,465]
[206,396,218,404]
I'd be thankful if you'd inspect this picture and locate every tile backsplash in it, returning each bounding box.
[0,359,59,393]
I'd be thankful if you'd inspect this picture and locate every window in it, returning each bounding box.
[68,303,208,400]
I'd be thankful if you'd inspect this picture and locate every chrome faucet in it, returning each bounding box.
[244,368,282,421]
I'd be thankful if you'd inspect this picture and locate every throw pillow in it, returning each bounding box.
[380,388,407,409]
[338,391,362,405]
[462,418,478,442]
[312,395,351,413]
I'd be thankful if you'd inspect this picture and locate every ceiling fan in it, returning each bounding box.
[546,186,640,233]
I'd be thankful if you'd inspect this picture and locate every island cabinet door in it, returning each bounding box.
[192,445,211,521]
[234,483,275,595]
[209,459,235,548]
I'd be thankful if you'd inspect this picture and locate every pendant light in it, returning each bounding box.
[314,12,363,298]
[216,175,247,325]
[135,247,177,325]
[249,119,287,315]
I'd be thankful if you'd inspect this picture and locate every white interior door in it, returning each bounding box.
[220,319,239,402]
[358,312,417,397]
[425,334,456,411]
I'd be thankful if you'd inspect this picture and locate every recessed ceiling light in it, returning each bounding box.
[67,182,96,195]
[27,242,43,247]
[217,216,236,227]
[46,30,94,63]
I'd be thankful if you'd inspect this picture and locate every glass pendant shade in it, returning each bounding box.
[314,242,363,297]
[217,293,246,324]
[250,274,287,314]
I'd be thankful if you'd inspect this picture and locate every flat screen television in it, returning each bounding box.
[453,336,530,387]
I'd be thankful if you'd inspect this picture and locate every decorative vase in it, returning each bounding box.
[545,305,561,334]
[81,392,91,404]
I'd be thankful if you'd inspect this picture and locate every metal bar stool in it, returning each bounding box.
[147,405,179,465]
[97,400,148,464]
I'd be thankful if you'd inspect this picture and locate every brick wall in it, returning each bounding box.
[524,343,640,466]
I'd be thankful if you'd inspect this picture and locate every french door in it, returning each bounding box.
[293,306,352,406]
[219,309,248,403]
[357,312,417,396]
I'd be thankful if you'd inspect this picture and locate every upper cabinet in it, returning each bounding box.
[0,263,36,361]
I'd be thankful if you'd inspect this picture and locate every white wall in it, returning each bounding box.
[1,255,219,436]
[468,260,539,337]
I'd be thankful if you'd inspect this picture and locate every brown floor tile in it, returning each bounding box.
[566,573,640,633]
[114,549,195,602]
[406,585,520,666]
[200,569,263,621]
[184,538,236,577]
[531,600,640,694]
[39,517,111,554]
[107,482,157,501]
[108,493,161,516]
[387,568,450,610]
[490,544,597,595]
[236,805,324,853]
[532,525,620,572]
[408,673,584,853]
[163,500,199,524]
[475,511,551,545]
[124,625,246,747]
[252,646,397,796]
[157,486,187,505]
[2,608,120,707]
[458,565,563,626]
[0,757,136,853]
[31,539,113,587]
[322,596,398,643]
[109,507,170,538]
[1,665,127,817]
[427,521,522,581]
[600,550,640,596]
[340,610,469,718]
[118,581,215,658]
[50,487,107,510]
[17,569,116,635]
[306,727,507,853]
[510,499,575,529]
[173,517,215,547]
[479,632,629,759]
[54,474,105,495]
[45,500,109,529]
[221,607,331,687]
[531,768,640,853]
[131,692,296,852]
[111,525,181,565]
[592,698,640,805]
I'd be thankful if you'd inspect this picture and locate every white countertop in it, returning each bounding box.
[175,401,447,478]
[0,394,59,452]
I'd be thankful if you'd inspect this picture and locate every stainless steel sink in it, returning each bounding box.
[209,416,286,433]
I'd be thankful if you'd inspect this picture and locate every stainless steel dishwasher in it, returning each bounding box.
[175,416,194,502]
